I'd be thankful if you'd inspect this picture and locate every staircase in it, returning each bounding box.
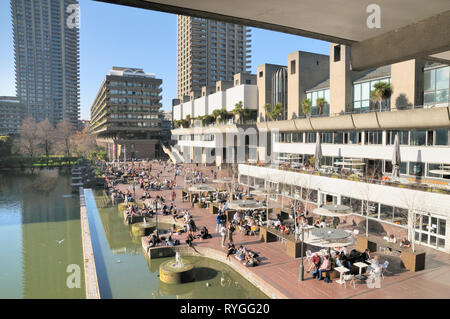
[162,143,183,164]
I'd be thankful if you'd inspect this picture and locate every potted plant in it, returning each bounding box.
[232,101,244,124]
[316,97,327,116]
[301,98,312,117]
[370,82,393,112]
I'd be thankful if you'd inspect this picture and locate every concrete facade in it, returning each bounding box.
[288,51,329,118]
[11,0,80,127]
[177,15,251,98]
[90,67,162,161]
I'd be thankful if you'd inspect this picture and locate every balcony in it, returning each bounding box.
[242,162,450,195]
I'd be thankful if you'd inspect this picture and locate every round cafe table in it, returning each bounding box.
[310,228,350,241]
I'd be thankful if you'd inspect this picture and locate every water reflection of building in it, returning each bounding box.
[20,171,85,298]
[96,203,142,255]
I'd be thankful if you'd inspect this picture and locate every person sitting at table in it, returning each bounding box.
[360,249,371,262]
[340,251,352,269]
[309,252,321,275]
[399,237,411,248]
[313,220,321,228]
[334,254,344,267]
[388,234,397,243]
[318,255,332,281]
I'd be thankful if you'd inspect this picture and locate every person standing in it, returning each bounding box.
[227,222,235,245]
[220,224,227,248]
[216,213,222,232]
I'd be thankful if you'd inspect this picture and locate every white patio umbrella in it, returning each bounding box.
[392,133,401,180]
[314,134,322,171]
[251,189,278,224]
[312,204,353,217]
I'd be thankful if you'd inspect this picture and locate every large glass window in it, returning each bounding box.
[306,132,316,143]
[410,130,426,146]
[333,132,344,144]
[353,77,391,112]
[435,128,449,146]
[380,204,393,222]
[409,162,424,176]
[415,212,446,251]
[424,66,450,106]
[366,131,382,144]
[306,88,330,116]
[387,130,409,145]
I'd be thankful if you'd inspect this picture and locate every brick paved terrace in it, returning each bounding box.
[112,161,450,299]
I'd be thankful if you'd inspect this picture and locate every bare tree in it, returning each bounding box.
[73,127,97,158]
[14,117,40,157]
[55,120,76,157]
[399,190,428,253]
[36,119,56,158]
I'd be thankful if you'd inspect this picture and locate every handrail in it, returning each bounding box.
[243,163,450,195]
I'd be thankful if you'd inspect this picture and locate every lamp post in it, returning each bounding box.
[299,220,305,281]
[132,173,136,202]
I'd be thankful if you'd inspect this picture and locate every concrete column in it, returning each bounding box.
[288,51,329,118]
[391,59,425,109]
[329,44,353,114]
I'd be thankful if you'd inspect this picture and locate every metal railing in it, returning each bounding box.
[244,162,450,195]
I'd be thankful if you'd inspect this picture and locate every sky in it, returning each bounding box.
[0,0,329,120]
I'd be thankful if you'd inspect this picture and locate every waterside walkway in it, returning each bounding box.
[115,163,450,299]
[80,188,101,299]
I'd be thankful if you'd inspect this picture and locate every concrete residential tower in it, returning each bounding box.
[177,15,251,100]
[90,67,163,161]
[11,0,80,127]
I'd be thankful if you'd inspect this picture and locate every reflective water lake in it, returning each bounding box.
[86,189,268,299]
[0,169,85,298]
[0,170,267,299]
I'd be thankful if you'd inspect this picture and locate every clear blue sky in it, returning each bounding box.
[0,0,329,120]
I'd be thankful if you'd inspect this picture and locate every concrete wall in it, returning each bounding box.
[225,84,258,112]
[234,72,257,86]
[208,91,226,113]
[391,59,425,109]
[194,96,208,117]
[239,164,450,217]
[257,63,286,122]
[273,141,450,165]
[173,104,182,120]
[288,51,329,118]
[182,101,194,119]
[329,44,368,114]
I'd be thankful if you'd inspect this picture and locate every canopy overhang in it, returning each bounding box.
[95,0,450,69]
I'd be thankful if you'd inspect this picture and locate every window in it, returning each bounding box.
[409,162,424,176]
[366,131,382,144]
[387,130,409,145]
[290,60,296,74]
[306,132,316,143]
[410,130,426,146]
[424,66,450,106]
[334,45,341,62]
[259,71,263,78]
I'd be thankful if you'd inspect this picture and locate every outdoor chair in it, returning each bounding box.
[381,260,389,278]
[343,273,356,288]
[305,250,313,265]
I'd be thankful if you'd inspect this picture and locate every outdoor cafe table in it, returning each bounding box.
[334,266,350,285]
[354,262,369,280]
[260,226,306,258]
[310,228,350,241]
